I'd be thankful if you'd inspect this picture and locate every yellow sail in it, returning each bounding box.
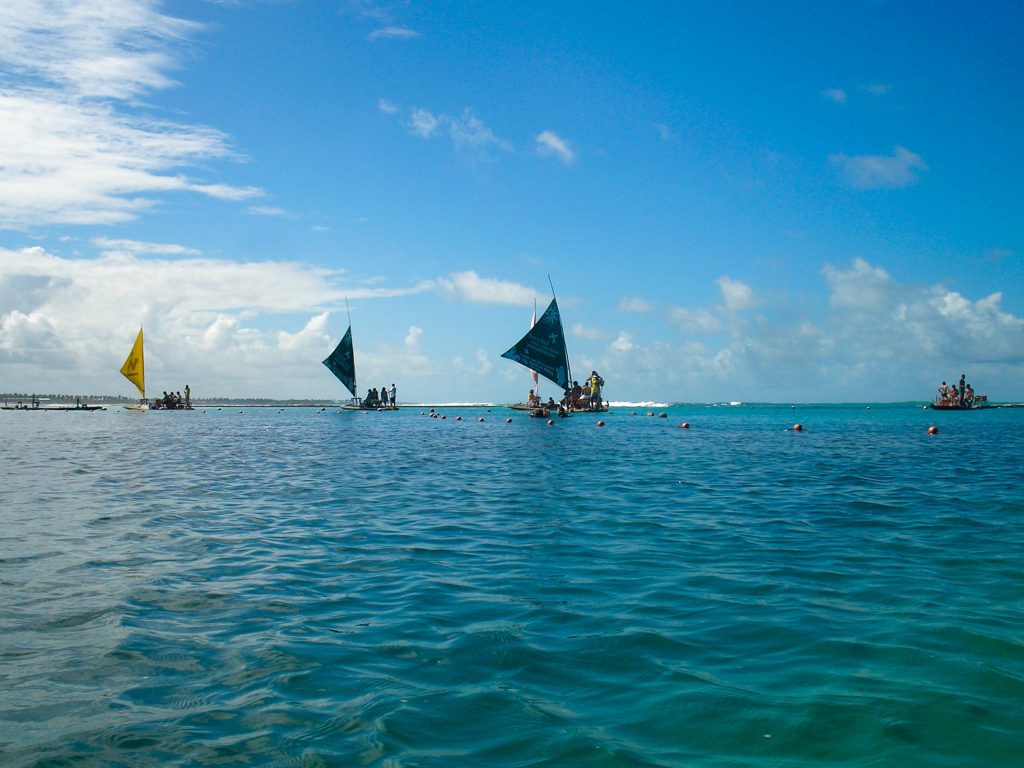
[120,328,145,399]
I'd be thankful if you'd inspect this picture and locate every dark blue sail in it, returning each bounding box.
[501,298,570,391]
[322,326,356,398]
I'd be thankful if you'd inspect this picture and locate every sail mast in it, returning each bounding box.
[346,298,356,399]
[530,298,539,399]
[548,275,572,388]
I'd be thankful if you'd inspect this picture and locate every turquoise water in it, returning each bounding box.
[1,404,1022,767]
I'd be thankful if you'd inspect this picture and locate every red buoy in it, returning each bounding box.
[680,422,690,429]
[792,423,803,431]
[455,415,462,421]
[505,417,512,423]
[928,425,939,435]
[478,417,485,422]
[547,419,555,425]
[596,420,605,427]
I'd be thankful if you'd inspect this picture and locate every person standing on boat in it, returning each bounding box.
[380,385,389,407]
[959,373,966,402]
[587,371,604,410]
[184,384,191,407]
[938,381,949,401]
[389,384,397,407]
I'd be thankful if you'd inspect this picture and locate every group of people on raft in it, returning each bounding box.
[936,374,979,407]
[361,384,398,409]
[528,370,605,416]
[152,385,191,410]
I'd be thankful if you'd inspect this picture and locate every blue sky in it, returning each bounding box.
[1,0,1022,403]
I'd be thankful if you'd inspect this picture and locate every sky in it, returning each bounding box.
[1,0,1022,404]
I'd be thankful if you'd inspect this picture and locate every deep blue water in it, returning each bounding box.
[1,403,1022,767]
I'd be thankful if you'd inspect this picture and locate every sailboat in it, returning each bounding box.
[119,328,192,410]
[322,324,397,410]
[120,328,148,410]
[500,285,607,414]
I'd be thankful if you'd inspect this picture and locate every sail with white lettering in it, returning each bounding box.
[501,296,570,391]
[322,326,356,399]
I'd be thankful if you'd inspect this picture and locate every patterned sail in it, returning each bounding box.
[119,328,145,399]
[501,297,570,391]
[322,326,357,398]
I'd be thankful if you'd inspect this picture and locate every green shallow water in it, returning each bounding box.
[1,403,1022,766]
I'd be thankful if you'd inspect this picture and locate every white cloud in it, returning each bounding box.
[859,84,890,96]
[618,296,653,313]
[0,0,197,100]
[627,257,1024,402]
[191,183,262,201]
[449,109,513,152]
[405,326,422,349]
[277,312,330,351]
[0,1,262,229]
[822,258,897,312]
[667,306,724,335]
[654,123,674,141]
[829,146,927,189]
[610,331,634,352]
[453,349,494,377]
[93,237,200,256]
[404,107,512,155]
[535,130,576,165]
[408,108,440,138]
[247,205,287,217]
[368,26,420,41]
[572,323,607,340]
[717,276,757,311]
[823,88,847,103]
[436,271,537,305]
[377,98,399,114]
[0,245,434,397]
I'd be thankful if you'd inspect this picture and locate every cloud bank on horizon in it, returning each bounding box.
[1,1,1021,403]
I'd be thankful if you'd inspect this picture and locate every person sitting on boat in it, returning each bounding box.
[527,389,540,407]
[964,384,975,406]
[570,381,582,408]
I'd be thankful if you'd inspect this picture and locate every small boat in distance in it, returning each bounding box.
[1,397,105,411]
[119,328,192,410]
[501,281,607,415]
[930,395,990,410]
[322,322,397,410]
[929,376,990,410]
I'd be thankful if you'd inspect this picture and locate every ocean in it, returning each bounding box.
[1,403,1022,767]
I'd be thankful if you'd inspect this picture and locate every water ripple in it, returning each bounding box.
[2,405,1023,766]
